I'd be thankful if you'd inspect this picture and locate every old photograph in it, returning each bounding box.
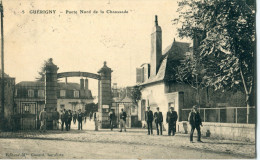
[0,0,256,159]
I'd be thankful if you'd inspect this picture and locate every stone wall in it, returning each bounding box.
[177,121,255,142]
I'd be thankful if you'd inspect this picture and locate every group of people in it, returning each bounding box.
[144,105,202,142]
[60,109,87,131]
[108,108,127,132]
[39,105,202,142]
[145,106,178,136]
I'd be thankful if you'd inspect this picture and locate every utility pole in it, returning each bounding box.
[0,1,4,130]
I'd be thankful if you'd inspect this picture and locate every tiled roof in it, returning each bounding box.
[140,40,191,85]
[120,96,133,103]
[16,81,85,91]
[16,81,93,99]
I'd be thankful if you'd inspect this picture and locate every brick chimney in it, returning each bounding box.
[150,15,162,77]
[80,78,84,90]
[85,78,88,90]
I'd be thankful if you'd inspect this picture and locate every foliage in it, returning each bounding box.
[35,58,53,81]
[174,0,255,107]
[130,85,142,104]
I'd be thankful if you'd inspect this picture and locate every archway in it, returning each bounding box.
[44,59,112,129]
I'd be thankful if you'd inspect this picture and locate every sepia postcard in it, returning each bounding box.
[0,0,257,159]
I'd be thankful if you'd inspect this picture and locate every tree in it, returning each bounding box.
[175,56,206,106]
[174,0,255,123]
[130,85,142,104]
[36,58,53,81]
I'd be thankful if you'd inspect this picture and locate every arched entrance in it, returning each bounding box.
[44,59,112,129]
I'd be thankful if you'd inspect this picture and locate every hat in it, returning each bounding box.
[193,105,198,109]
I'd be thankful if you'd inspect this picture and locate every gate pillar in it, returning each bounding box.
[44,58,58,130]
[98,61,112,128]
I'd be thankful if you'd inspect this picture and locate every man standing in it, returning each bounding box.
[145,106,154,135]
[188,105,203,143]
[53,108,59,130]
[94,112,99,131]
[77,109,84,130]
[154,107,163,135]
[39,107,47,132]
[73,111,77,124]
[166,107,178,136]
[109,109,115,131]
[119,108,127,132]
[67,110,72,130]
[64,109,69,131]
[89,111,93,121]
[60,109,65,131]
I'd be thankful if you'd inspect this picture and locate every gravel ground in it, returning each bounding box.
[0,120,255,159]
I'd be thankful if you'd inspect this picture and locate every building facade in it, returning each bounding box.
[14,78,94,130]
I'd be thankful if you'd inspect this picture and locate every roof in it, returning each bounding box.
[16,81,82,90]
[16,81,44,88]
[120,96,133,103]
[140,40,191,86]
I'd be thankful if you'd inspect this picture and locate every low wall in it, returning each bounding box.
[177,121,255,142]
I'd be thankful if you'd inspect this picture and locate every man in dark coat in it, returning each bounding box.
[154,107,163,135]
[109,110,115,131]
[77,109,84,130]
[145,106,153,135]
[166,107,178,136]
[67,110,72,130]
[188,105,203,143]
[119,108,127,132]
[64,109,69,131]
[53,108,60,130]
[60,109,67,131]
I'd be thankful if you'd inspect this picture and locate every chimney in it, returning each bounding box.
[150,15,162,77]
[85,78,88,90]
[65,77,68,85]
[80,78,84,90]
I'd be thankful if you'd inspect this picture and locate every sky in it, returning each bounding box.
[1,0,191,97]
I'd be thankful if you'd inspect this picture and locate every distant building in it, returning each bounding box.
[111,85,140,128]
[14,78,94,130]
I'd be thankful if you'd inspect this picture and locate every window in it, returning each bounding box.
[74,90,79,98]
[15,89,17,97]
[28,89,34,98]
[60,90,66,97]
[22,103,36,114]
[38,90,44,98]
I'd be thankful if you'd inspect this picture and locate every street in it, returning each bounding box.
[0,120,255,159]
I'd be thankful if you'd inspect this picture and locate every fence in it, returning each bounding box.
[181,106,255,124]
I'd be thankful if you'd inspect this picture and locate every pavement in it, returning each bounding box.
[0,119,256,159]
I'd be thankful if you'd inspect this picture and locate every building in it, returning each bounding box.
[135,16,250,128]
[111,85,140,128]
[14,78,94,130]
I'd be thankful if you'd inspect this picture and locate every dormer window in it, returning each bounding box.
[28,89,34,98]
[38,90,44,98]
[74,90,79,98]
[60,90,66,98]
